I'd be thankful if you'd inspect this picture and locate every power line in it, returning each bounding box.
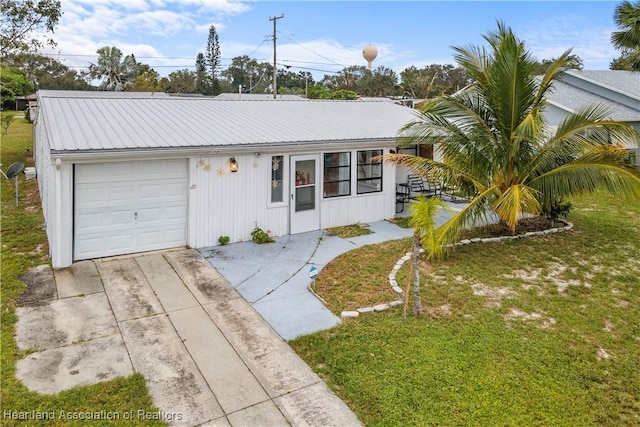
[276,62,339,75]
[277,31,346,68]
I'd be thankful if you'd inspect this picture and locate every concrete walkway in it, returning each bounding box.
[201,204,464,340]
[15,249,360,426]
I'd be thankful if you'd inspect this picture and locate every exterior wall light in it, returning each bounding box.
[229,157,239,173]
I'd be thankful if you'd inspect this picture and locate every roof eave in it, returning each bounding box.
[49,138,401,162]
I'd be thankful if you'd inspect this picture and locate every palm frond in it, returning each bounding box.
[434,185,500,250]
[492,184,542,231]
[408,196,453,261]
[529,105,640,178]
[534,49,580,105]
[530,145,640,200]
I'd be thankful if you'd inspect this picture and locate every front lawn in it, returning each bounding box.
[1,114,163,426]
[291,192,640,426]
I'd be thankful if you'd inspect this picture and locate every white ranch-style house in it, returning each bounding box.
[34,91,419,268]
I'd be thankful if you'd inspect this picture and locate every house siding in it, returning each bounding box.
[34,114,73,268]
[188,154,289,248]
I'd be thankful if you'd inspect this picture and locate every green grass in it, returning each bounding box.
[291,192,640,426]
[326,223,373,238]
[1,116,165,426]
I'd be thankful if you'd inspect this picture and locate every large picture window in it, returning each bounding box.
[271,155,284,203]
[357,150,383,194]
[323,152,351,198]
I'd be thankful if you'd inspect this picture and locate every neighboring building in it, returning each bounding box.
[34,90,417,268]
[15,93,37,111]
[544,70,640,164]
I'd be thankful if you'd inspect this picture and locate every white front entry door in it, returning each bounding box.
[74,159,188,261]
[290,154,320,234]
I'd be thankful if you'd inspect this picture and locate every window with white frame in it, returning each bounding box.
[271,156,284,203]
[357,150,383,194]
[323,152,351,197]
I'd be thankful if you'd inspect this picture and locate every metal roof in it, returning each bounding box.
[214,93,308,101]
[545,71,640,121]
[38,90,172,98]
[567,70,640,97]
[37,90,419,153]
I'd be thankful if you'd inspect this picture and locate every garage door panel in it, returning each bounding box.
[74,160,188,261]
[165,206,188,220]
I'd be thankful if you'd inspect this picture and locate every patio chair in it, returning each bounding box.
[407,175,439,199]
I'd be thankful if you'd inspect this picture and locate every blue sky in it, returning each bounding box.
[43,1,622,81]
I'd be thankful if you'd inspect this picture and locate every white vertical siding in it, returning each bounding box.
[320,160,396,228]
[55,163,73,268]
[34,116,55,260]
[189,154,288,248]
[34,116,73,268]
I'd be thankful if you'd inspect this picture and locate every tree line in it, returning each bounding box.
[2,0,639,107]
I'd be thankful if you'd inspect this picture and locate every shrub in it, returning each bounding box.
[326,89,358,100]
[218,235,230,246]
[251,226,274,244]
[541,198,573,221]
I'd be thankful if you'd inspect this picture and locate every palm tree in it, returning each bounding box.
[407,196,450,316]
[611,1,640,70]
[89,46,137,91]
[387,22,640,256]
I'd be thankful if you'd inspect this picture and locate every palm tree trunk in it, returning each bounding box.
[413,230,422,316]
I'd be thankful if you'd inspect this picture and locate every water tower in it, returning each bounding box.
[362,43,378,70]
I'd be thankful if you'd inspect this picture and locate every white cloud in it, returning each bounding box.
[120,10,196,36]
[520,16,617,69]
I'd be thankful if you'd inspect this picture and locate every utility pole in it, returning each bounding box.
[269,14,284,99]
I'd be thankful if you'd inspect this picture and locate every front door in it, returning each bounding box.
[290,154,320,234]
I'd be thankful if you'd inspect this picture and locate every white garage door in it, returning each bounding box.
[74,159,188,261]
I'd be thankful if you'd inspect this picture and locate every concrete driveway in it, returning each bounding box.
[15,249,360,426]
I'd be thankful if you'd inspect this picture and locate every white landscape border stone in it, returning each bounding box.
[340,220,573,319]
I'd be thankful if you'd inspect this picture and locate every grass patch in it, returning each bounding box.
[292,192,640,426]
[387,216,411,228]
[326,223,373,238]
[1,116,165,426]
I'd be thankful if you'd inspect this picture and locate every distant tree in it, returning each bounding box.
[321,66,360,91]
[362,65,398,97]
[205,25,221,95]
[221,55,274,94]
[534,54,583,74]
[611,0,640,70]
[127,70,163,92]
[89,46,137,91]
[276,69,314,94]
[326,89,358,100]
[0,66,34,105]
[610,53,637,70]
[163,69,196,93]
[306,84,330,99]
[400,64,470,99]
[0,0,62,57]
[4,52,91,90]
[1,114,15,135]
[195,52,210,95]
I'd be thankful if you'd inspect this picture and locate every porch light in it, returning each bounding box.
[229,157,238,173]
